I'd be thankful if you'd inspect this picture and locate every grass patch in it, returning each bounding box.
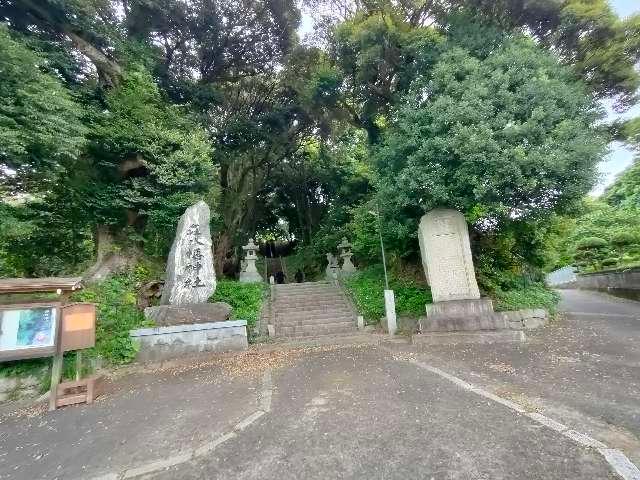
[493,283,560,313]
[343,265,432,323]
[210,280,266,331]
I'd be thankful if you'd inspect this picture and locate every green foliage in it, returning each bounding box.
[210,281,266,330]
[332,10,444,143]
[553,200,640,272]
[576,237,608,250]
[611,232,636,246]
[376,38,606,225]
[0,199,94,277]
[71,270,152,364]
[343,265,432,322]
[493,283,560,314]
[604,159,640,210]
[86,66,216,229]
[0,25,87,193]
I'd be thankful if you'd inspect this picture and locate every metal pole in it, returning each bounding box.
[376,204,389,290]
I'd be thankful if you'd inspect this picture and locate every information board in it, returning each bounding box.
[60,303,96,352]
[0,304,59,361]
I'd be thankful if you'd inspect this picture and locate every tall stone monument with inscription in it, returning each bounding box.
[417,209,507,332]
[161,201,216,305]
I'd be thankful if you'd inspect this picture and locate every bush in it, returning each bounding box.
[343,265,432,323]
[71,270,152,364]
[601,257,618,267]
[210,280,266,331]
[611,232,636,246]
[493,283,560,313]
[576,237,608,250]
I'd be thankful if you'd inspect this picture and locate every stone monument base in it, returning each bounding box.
[130,320,248,363]
[419,298,508,332]
[239,271,263,283]
[413,330,525,346]
[144,302,232,327]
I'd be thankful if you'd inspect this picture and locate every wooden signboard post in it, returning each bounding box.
[0,278,100,410]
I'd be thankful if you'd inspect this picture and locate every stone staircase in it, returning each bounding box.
[270,281,357,338]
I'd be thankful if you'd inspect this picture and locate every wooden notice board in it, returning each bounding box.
[0,302,61,362]
[60,303,96,352]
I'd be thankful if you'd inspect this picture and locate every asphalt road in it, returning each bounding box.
[1,289,638,480]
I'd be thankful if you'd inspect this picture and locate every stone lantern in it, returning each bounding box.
[239,239,263,283]
[337,237,356,274]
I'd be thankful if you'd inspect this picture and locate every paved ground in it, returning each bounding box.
[405,289,640,465]
[0,289,638,479]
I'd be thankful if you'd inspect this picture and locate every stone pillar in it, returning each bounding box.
[384,289,397,336]
[337,237,356,274]
[240,239,263,283]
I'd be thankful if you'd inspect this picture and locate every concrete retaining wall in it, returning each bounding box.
[380,309,548,333]
[130,320,248,363]
[556,267,640,300]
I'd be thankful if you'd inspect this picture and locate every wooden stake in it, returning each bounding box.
[48,352,63,411]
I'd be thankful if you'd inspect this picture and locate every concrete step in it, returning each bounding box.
[256,333,380,349]
[274,281,330,288]
[274,290,342,298]
[275,308,353,318]
[274,314,355,327]
[275,293,345,303]
[275,321,357,338]
[273,301,351,313]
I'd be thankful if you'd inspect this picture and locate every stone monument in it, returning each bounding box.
[337,237,356,274]
[161,201,217,305]
[137,202,247,362]
[417,209,506,332]
[240,238,263,283]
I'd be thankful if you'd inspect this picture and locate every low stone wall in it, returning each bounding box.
[0,373,44,403]
[557,267,640,300]
[494,309,548,330]
[380,309,548,333]
[130,320,248,363]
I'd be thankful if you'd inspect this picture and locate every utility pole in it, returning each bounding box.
[373,204,396,336]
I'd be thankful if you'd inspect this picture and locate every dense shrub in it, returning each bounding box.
[611,232,636,246]
[343,265,432,323]
[493,284,560,313]
[575,237,608,250]
[210,280,266,331]
[71,269,152,364]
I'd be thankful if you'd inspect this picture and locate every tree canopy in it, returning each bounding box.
[0,0,638,286]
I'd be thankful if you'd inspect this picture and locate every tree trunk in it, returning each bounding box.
[83,225,140,283]
[214,230,233,278]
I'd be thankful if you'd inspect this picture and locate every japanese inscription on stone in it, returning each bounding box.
[418,209,480,303]
[161,201,216,305]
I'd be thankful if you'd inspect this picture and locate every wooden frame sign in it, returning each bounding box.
[60,303,96,352]
[0,303,60,362]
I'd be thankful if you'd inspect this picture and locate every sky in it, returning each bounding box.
[299,0,639,196]
[595,0,640,195]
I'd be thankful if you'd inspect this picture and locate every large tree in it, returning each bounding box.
[0,26,87,194]
[373,37,607,271]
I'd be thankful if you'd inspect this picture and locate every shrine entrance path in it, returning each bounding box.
[0,355,261,480]
[2,288,638,480]
[151,346,618,480]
